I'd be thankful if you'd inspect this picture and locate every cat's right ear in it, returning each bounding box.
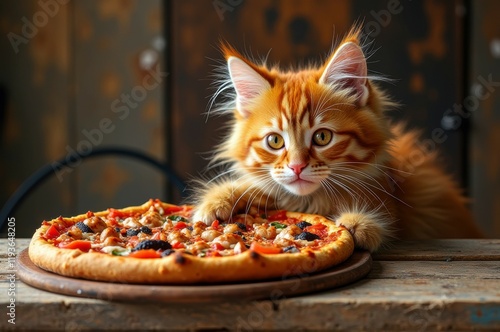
[319,42,369,107]
[227,56,271,118]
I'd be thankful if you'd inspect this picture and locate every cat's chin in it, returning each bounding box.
[282,180,321,196]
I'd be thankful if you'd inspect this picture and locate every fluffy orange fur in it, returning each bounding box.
[192,28,482,251]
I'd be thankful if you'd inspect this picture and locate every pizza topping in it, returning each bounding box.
[83,216,107,233]
[139,210,163,228]
[101,246,129,255]
[294,231,321,241]
[66,227,83,240]
[128,249,162,259]
[236,222,247,231]
[269,221,287,229]
[200,229,222,242]
[100,227,120,241]
[167,230,189,244]
[75,221,94,233]
[122,217,141,228]
[38,201,342,261]
[283,245,300,253]
[222,223,240,234]
[273,224,302,245]
[58,240,92,251]
[253,224,277,239]
[296,221,312,229]
[126,226,153,237]
[233,241,247,254]
[212,233,241,249]
[267,210,287,221]
[133,240,172,252]
[44,225,61,239]
[125,228,139,237]
[171,242,186,249]
[188,241,210,253]
[140,226,153,234]
[191,221,207,236]
[250,241,282,254]
[102,236,122,247]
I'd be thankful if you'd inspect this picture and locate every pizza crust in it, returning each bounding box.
[29,204,354,284]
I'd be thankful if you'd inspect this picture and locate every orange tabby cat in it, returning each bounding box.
[192,28,483,251]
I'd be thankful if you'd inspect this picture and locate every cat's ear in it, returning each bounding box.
[228,56,271,117]
[319,42,369,107]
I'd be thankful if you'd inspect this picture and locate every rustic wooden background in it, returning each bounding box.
[0,0,498,238]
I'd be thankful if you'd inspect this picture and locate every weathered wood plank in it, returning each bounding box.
[0,279,498,331]
[368,261,500,279]
[374,239,500,261]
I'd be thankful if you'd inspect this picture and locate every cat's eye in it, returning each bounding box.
[267,134,285,150]
[312,129,333,146]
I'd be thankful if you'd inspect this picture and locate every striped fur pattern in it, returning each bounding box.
[192,28,482,251]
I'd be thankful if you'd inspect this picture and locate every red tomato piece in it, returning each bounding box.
[58,240,92,252]
[211,220,220,228]
[128,249,161,259]
[174,221,188,230]
[267,210,287,221]
[206,251,222,257]
[172,242,185,249]
[45,225,60,239]
[211,242,225,251]
[164,206,184,215]
[304,223,328,238]
[305,223,327,231]
[250,241,282,254]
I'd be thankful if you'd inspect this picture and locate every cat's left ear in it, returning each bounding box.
[228,56,271,118]
[319,42,369,107]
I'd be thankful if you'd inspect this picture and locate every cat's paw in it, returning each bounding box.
[192,199,235,225]
[336,212,388,252]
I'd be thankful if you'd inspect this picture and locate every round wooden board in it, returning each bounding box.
[17,248,371,303]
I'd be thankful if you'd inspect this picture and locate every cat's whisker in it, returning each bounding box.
[319,179,341,205]
[205,169,237,185]
[331,161,408,194]
[332,163,402,192]
[334,161,413,175]
[324,177,359,204]
[227,172,276,216]
[329,173,390,213]
[244,176,274,211]
[330,166,411,208]
[331,166,389,191]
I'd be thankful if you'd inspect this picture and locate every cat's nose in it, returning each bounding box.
[288,163,308,175]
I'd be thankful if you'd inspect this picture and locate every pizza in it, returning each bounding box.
[29,199,354,284]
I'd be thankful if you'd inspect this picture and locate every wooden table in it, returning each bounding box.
[1,239,499,331]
